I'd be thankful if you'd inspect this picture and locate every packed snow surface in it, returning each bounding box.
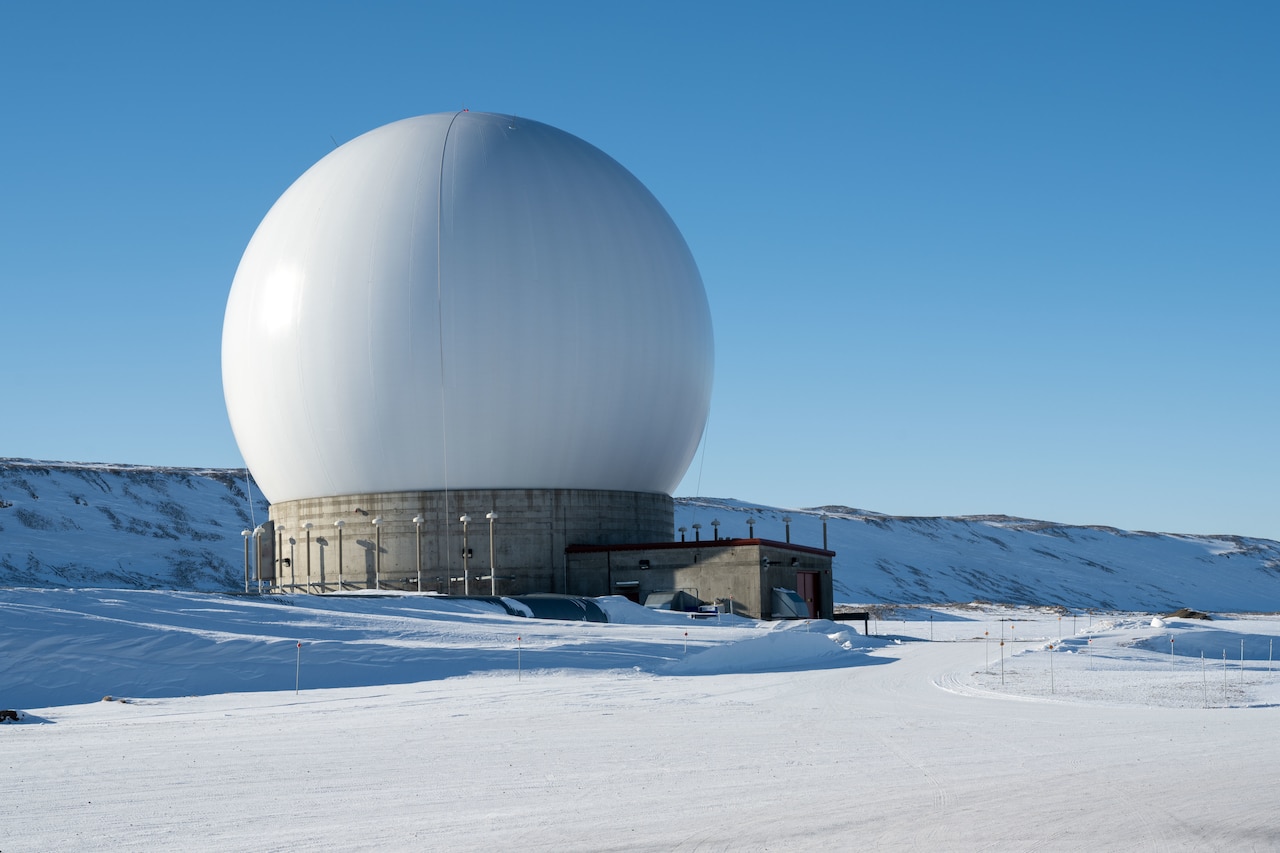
[6,459,1280,848]
[5,590,1280,850]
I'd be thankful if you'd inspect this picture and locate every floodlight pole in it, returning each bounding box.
[460,515,471,595]
[413,515,425,592]
[303,522,313,594]
[335,520,345,591]
[253,525,264,594]
[372,517,383,590]
[486,511,498,595]
[241,529,251,593]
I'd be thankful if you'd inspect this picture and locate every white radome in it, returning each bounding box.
[223,112,714,504]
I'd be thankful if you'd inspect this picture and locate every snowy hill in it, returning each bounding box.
[0,458,268,590]
[4,458,1279,610]
[678,498,1280,612]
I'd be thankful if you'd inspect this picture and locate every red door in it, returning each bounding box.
[796,571,819,619]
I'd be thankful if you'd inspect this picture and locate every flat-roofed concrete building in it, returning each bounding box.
[566,538,835,620]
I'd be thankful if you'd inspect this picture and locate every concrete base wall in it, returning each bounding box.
[266,489,673,595]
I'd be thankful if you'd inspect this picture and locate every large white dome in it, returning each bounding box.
[222,112,714,504]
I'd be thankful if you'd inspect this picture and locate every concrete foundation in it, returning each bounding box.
[265,489,673,595]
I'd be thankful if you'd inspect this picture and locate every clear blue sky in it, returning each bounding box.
[3,2,1276,539]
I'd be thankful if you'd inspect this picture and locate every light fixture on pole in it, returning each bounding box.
[782,515,792,543]
[253,525,264,594]
[334,520,345,591]
[485,511,498,595]
[412,515,425,592]
[692,522,702,542]
[746,517,756,538]
[678,526,687,542]
[302,522,313,593]
[459,514,471,595]
[287,531,295,591]
[240,529,251,593]
[371,516,383,590]
[711,519,720,540]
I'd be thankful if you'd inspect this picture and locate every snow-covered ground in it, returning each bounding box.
[4,589,1280,850]
[6,459,1280,848]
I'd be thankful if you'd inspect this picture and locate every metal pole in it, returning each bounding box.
[253,527,263,594]
[486,511,498,596]
[414,516,424,592]
[241,530,250,593]
[303,523,312,594]
[460,515,471,595]
[335,520,345,591]
[373,518,382,590]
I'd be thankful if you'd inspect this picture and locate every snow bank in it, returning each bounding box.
[662,629,867,676]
